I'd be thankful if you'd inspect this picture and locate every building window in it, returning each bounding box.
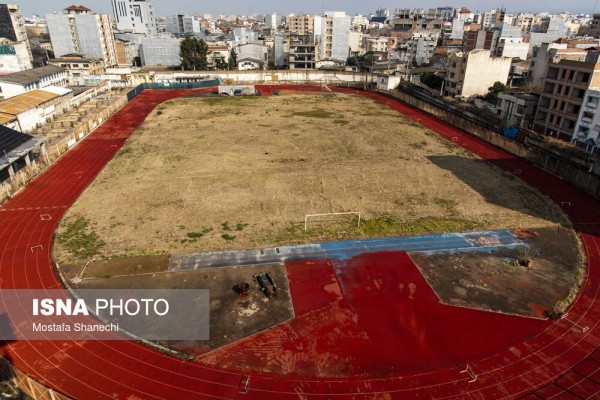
[581,72,591,83]
[584,111,595,120]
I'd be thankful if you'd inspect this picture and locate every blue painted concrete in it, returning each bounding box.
[168,229,526,272]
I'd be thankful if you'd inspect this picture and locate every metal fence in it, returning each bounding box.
[126,79,222,101]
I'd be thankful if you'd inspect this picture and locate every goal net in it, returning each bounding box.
[304,212,361,232]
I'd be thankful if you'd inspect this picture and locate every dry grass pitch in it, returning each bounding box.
[54,93,567,265]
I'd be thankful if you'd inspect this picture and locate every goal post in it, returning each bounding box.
[304,212,361,231]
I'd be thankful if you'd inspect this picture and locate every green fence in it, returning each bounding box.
[126,79,221,101]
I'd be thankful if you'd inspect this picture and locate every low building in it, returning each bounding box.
[444,50,511,98]
[47,54,105,85]
[236,43,268,70]
[0,65,67,100]
[498,92,539,129]
[207,45,229,69]
[0,126,47,185]
[376,74,402,90]
[0,87,72,132]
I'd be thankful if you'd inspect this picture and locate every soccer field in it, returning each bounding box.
[53,92,566,264]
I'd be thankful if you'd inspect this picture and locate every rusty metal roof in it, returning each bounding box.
[0,90,60,116]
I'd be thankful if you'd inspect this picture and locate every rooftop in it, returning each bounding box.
[0,90,61,116]
[64,5,92,12]
[0,127,34,154]
[0,66,66,86]
[500,92,539,101]
[49,56,103,63]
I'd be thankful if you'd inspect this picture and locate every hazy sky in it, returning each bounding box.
[16,0,598,18]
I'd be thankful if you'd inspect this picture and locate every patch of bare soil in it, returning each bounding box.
[75,263,293,353]
[409,227,584,318]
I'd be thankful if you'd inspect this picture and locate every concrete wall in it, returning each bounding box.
[0,41,32,72]
[76,14,105,60]
[139,38,182,66]
[498,40,529,60]
[46,14,77,57]
[152,69,376,85]
[462,50,511,98]
[0,81,26,99]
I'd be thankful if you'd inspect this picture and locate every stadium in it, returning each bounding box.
[0,83,598,399]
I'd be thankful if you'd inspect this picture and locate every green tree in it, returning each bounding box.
[362,51,377,72]
[483,81,508,104]
[180,36,208,70]
[214,57,227,70]
[228,48,237,70]
[346,56,359,67]
[420,72,444,90]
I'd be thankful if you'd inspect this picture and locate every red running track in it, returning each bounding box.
[0,85,597,399]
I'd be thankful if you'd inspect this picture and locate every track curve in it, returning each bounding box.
[0,85,597,399]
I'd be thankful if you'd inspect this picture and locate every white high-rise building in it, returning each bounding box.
[111,0,157,35]
[315,11,351,63]
[46,6,117,67]
[165,14,200,35]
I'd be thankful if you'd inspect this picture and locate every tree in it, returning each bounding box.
[346,56,359,67]
[214,57,227,70]
[420,72,444,90]
[482,81,508,104]
[228,48,237,70]
[362,51,377,72]
[180,36,208,71]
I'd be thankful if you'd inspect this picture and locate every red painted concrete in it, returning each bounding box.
[0,85,597,399]
[197,252,548,378]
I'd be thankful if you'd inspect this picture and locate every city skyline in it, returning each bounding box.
[16,0,598,18]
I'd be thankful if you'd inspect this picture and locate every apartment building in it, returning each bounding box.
[573,89,600,145]
[0,4,32,67]
[111,0,157,35]
[529,43,587,89]
[533,58,600,141]
[288,34,316,69]
[315,11,351,64]
[444,49,511,98]
[165,14,201,35]
[46,6,118,67]
[287,14,314,35]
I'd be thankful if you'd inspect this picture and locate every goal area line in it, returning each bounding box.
[304,212,361,231]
